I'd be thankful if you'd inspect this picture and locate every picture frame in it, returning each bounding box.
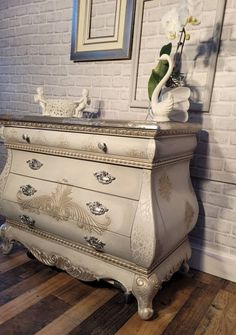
[71,0,136,62]
[129,0,226,112]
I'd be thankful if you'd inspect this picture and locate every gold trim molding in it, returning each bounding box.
[6,142,194,169]
[0,119,200,138]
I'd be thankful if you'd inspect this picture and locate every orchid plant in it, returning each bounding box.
[148,0,201,101]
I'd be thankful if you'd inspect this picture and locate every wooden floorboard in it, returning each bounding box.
[0,245,235,335]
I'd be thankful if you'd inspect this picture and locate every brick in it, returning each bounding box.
[215,233,236,249]
[215,119,236,131]
[54,22,70,33]
[205,218,232,234]
[40,1,54,13]
[102,64,122,76]
[101,88,120,100]
[220,208,236,222]
[194,179,223,193]
[112,77,129,88]
[190,237,231,254]
[204,192,235,210]
[220,88,236,101]
[46,56,60,65]
[93,76,112,87]
[230,249,236,257]
[230,133,236,144]
[31,56,45,65]
[224,10,236,26]
[214,72,236,88]
[33,14,46,24]
[51,66,68,76]
[59,77,75,86]
[199,203,220,218]
[195,156,224,171]
[44,76,59,86]
[111,100,129,112]
[200,130,229,144]
[50,86,67,97]
[32,76,44,85]
[231,25,236,40]
[223,184,236,197]
[191,226,215,242]
[55,0,72,10]
[39,23,53,34]
[224,160,236,173]
[210,103,232,116]
[232,225,236,236]
[224,57,236,71]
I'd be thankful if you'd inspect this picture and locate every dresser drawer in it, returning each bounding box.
[4,127,153,160]
[11,150,142,200]
[1,200,132,261]
[3,174,137,237]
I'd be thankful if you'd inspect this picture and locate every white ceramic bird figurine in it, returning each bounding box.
[150,54,191,122]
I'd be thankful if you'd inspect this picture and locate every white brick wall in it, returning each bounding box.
[0,0,235,279]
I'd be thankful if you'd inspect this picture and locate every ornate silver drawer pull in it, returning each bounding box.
[86,201,108,215]
[22,134,30,143]
[94,171,116,185]
[26,159,43,170]
[20,184,37,196]
[98,142,107,153]
[19,214,35,228]
[84,236,105,252]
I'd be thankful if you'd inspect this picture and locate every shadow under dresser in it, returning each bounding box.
[0,115,200,320]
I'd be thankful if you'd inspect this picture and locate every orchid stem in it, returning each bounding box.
[174,27,186,73]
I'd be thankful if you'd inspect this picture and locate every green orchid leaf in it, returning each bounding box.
[160,43,172,56]
[148,43,172,101]
[148,59,169,100]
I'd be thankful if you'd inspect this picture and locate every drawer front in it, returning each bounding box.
[2,200,132,261]
[3,174,137,237]
[4,127,152,160]
[11,150,142,200]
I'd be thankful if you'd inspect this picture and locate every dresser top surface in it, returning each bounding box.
[0,114,200,138]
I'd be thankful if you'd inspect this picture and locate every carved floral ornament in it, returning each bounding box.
[26,246,97,281]
[184,200,194,229]
[17,183,111,235]
[158,174,172,201]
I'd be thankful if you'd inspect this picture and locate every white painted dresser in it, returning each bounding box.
[0,115,199,320]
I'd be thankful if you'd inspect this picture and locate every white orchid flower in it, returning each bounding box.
[187,0,202,23]
[181,0,201,25]
[161,0,201,40]
[161,8,182,40]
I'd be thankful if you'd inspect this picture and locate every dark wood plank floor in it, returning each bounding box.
[0,244,235,335]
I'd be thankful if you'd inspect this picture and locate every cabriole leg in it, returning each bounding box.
[182,260,190,273]
[0,223,14,254]
[132,274,161,320]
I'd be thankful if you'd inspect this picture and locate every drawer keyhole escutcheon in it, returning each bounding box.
[19,215,35,228]
[22,134,30,143]
[94,171,116,185]
[98,142,107,153]
[84,236,105,252]
[86,201,108,215]
[20,184,37,196]
[27,159,43,170]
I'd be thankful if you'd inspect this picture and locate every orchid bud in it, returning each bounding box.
[185,33,190,40]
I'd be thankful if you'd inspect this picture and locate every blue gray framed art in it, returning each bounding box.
[71,0,136,61]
